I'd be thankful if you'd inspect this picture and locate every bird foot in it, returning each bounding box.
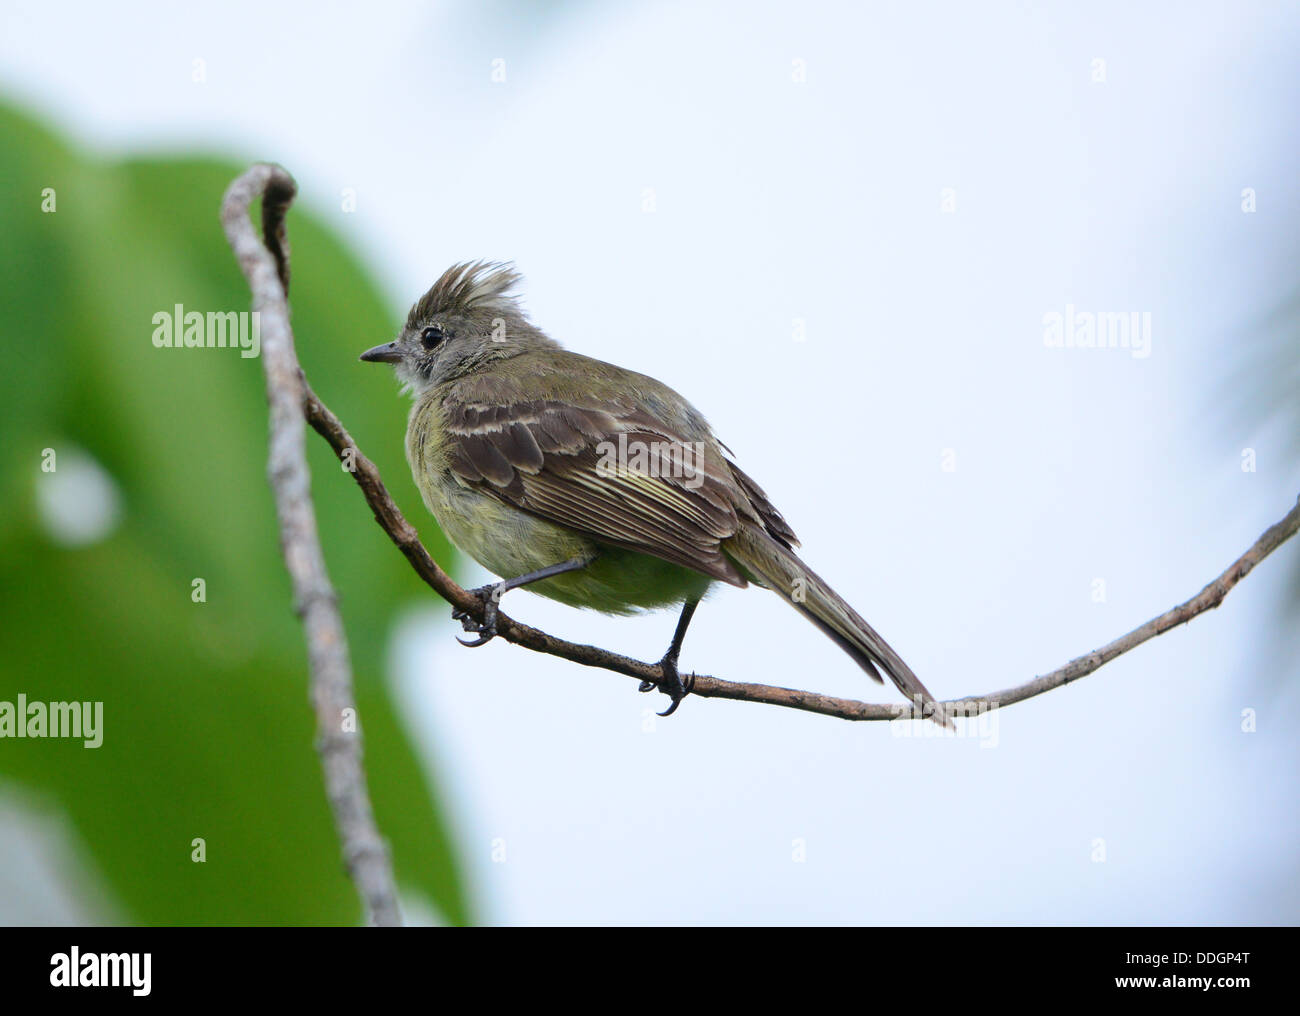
[638,655,694,716]
[452,583,506,647]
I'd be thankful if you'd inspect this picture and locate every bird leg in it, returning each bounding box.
[453,557,591,647]
[640,599,699,716]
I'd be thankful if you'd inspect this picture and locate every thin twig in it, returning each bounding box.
[221,163,402,926]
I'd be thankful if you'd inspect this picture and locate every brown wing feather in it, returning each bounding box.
[442,390,752,586]
[727,460,799,549]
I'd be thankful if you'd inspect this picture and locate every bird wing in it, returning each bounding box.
[725,459,800,550]
[439,369,756,586]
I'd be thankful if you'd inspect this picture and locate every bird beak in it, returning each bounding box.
[359,341,402,364]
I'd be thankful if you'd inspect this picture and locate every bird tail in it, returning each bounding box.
[724,525,952,729]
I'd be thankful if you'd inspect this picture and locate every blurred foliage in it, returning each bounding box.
[0,102,470,924]
[1228,290,1300,657]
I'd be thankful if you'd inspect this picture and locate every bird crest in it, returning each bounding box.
[406,260,523,327]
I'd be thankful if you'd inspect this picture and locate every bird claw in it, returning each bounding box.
[452,583,504,647]
[639,657,693,716]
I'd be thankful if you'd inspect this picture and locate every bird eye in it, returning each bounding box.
[421,326,445,349]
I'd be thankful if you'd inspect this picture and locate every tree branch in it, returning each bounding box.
[233,161,1300,739]
[221,164,402,926]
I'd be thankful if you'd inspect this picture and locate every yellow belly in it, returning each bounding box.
[420,471,712,615]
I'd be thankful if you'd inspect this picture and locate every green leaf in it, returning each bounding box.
[0,102,470,925]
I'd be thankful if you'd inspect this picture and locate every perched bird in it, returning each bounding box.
[361,261,948,725]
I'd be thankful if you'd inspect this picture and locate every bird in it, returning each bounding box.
[360,261,949,726]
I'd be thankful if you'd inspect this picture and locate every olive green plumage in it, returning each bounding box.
[361,261,949,726]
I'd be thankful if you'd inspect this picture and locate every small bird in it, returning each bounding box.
[361,261,949,726]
